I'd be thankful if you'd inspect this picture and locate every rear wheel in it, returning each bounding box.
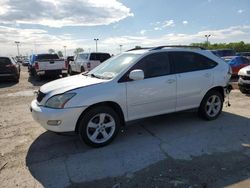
[62,73,67,77]
[198,90,223,120]
[68,66,73,75]
[78,106,121,147]
[80,66,85,73]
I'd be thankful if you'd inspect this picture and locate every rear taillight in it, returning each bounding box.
[65,61,68,69]
[5,64,15,68]
[35,61,39,69]
[87,62,91,69]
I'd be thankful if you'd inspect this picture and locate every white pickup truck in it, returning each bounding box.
[30,54,67,78]
[68,52,111,75]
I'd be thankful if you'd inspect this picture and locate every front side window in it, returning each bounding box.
[170,52,217,73]
[132,52,171,79]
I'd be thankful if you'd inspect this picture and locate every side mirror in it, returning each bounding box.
[129,69,144,81]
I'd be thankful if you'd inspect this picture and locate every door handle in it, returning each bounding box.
[167,79,176,84]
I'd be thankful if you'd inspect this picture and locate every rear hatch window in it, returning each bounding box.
[0,57,12,72]
[90,53,111,62]
[36,54,59,61]
[0,57,11,66]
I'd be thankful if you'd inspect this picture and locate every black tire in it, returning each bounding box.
[198,90,223,121]
[80,66,85,73]
[62,73,68,77]
[78,106,121,147]
[13,74,19,83]
[68,66,73,75]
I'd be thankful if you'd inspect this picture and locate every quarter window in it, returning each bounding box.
[170,52,217,73]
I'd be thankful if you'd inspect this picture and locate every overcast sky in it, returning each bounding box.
[0,0,250,56]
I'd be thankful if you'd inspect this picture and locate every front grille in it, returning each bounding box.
[241,76,250,81]
[37,90,46,103]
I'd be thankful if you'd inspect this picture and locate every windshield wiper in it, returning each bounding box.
[89,73,111,80]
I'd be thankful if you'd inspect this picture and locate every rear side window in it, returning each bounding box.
[0,57,11,65]
[133,52,171,79]
[170,52,217,73]
[36,54,59,60]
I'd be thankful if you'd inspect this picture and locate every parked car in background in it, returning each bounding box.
[29,53,68,78]
[211,49,236,57]
[0,56,20,82]
[31,46,231,147]
[238,65,250,94]
[65,56,74,73]
[68,52,111,75]
[22,57,29,66]
[223,56,250,76]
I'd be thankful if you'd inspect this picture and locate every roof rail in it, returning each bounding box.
[126,47,153,52]
[150,45,206,51]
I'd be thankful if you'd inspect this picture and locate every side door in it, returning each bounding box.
[169,51,217,111]
[125,52,177,121]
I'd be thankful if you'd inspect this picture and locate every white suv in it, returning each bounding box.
[31,46,231,147]
[68,52,111,74]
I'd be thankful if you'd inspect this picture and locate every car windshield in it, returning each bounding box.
[87,53,140,79]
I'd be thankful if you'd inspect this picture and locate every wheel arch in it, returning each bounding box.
[75,101,125,133]
[201,86,225,106]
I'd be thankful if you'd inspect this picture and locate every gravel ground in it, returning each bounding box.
[0,67,250,188]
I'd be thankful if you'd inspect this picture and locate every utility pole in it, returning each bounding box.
[94,38,99,52]
[63,46,67,57]
[15,41,20,57]
[119,45,123,53]
[205,34,211,47]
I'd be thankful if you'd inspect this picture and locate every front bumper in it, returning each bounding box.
[30,100,86,132]
[238,78,250,90]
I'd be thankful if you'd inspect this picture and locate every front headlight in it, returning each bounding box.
[45,93,76,109]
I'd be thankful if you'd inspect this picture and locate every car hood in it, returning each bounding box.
[40,74,107,94]
[238,65,250,76]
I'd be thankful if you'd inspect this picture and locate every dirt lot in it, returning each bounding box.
[0,67,250,188]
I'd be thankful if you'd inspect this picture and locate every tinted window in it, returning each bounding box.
[0,57,11,65]
[36,54,59,60]
[100,54,111,62]
[90,53,111,62]
[170,52,217,73]
[132,52,171,78]
[242,57,250,64]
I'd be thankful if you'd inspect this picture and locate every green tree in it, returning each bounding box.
[57,51,63,57]
[190,41,250,52]
[48,49,55,54]
[74,48,84,55]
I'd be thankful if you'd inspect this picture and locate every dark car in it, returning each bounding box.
[0,56,20,82]
[211,49,236,57]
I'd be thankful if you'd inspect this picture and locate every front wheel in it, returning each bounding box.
[198,90,223,120]
[78,106,121,147]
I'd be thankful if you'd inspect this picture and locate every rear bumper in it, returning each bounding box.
[0,73,19,79]
[37,69,67,76]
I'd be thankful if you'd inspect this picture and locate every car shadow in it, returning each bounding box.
[25,111,250,187]
[28,75,62,86]
[0,79,18,88]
